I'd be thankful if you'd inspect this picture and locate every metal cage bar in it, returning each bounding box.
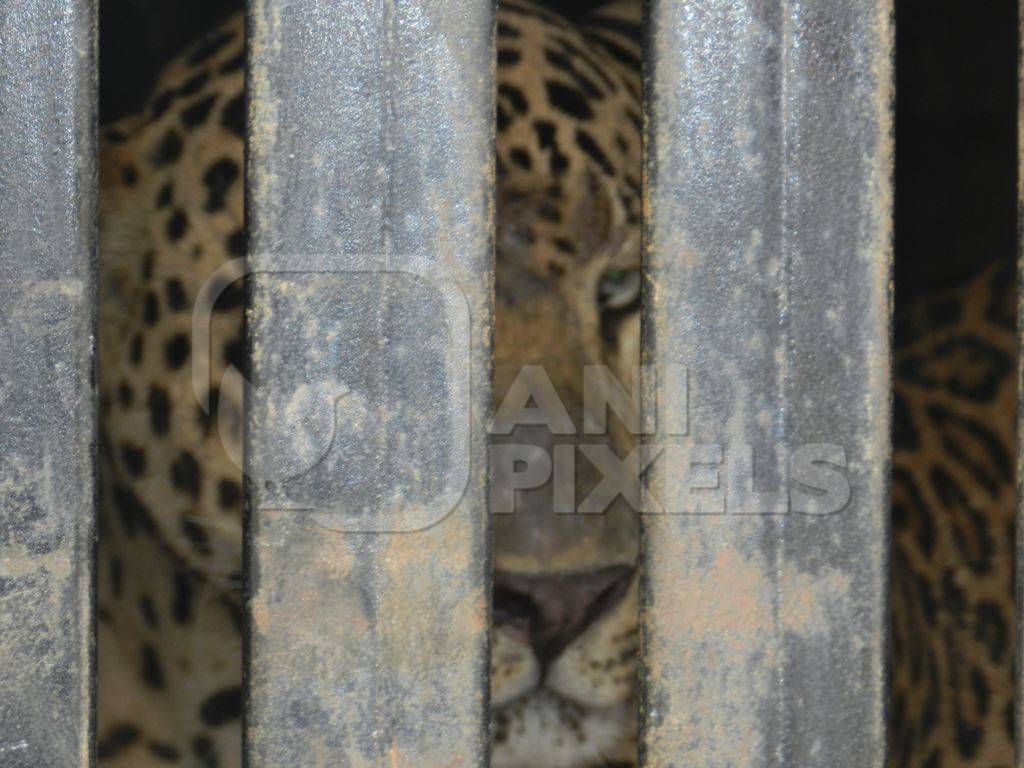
[244,1,493,764]
[640,0,892,764]
[0,0,97,765]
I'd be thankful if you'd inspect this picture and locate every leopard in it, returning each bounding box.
[96,2,643,767]
[94,0,1018,765]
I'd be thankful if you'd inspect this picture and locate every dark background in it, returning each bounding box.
[101,0,1018,306]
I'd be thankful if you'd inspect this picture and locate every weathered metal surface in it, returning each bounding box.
[245,1,493,765]
[640,0,892,765]
[0,0,97,766]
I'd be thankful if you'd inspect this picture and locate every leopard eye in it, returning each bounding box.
[598,268,641,312]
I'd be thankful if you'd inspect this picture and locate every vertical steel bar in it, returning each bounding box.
[0,0,97,766]
[245,1,493,765]
[641,0,892,765]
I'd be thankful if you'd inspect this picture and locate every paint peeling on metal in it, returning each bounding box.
[640,0,892,764]
[245,0,492,765]
[0,1,97,767]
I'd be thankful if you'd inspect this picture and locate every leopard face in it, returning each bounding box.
[97,3,643,767]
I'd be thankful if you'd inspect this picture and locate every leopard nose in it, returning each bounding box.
[493,565,633,665]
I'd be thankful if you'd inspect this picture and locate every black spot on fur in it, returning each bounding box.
[221,92,245,137]
[151,89,175,118]
[223,334,245,373]
[182,518,212,555]
[165,333,191,370]
[509,148,532,170]
[498,84,528,115]
[497,48,522,66]
[121,165,138,186]
[200,686,242,726]
[545,80,593,120]
[188,30,235,66]
[212,276,245,311]
[534,120,569,175]
[624,107,641,133]
[147,385,172,435]
[143,291,159,325]
[173,568,194,623]
[153,128,183,166]
[955,715,983,758]
[219,52,244,74]
[141,643,165,688]
[575,129,614,175]
[156,182,173,208]
[178,70,210,98]
[120,443,147,477]
[496,21,521,38]
[975,600,1008,663]
[166,278,188,311]
[891,466,935,557]
[892,391,917,450]
[141,250,154,281]
[537,202,561,222]
[182,94,218,128]
[97,724,140,759]
[148,741,181,762]
[171,450,201,498]
[969,666,989,716]
[553,238,576,254]
[197,386,220,436]
[118,381,133,407]
[129,333,144,365]
[221,595,244,633]
[218,478,242,510]
[543,49,603,98]
[227,227,245,257]
[497,104,511,133]
[192,734,219,768]
[112,484,156,538]
[551,34,616,91]
[203,157,240,212]
[139,595,159,629]
[166,209,188,242]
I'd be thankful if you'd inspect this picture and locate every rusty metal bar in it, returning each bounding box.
[244,0,493,764]
[640,0,892,765]
[0,0,97,765]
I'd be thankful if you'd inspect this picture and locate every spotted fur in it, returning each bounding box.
[890,261,1016,767]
